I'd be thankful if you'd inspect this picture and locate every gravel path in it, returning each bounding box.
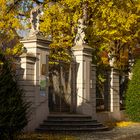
[65,124,140,140]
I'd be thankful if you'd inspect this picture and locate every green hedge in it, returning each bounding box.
[125,59,140,121]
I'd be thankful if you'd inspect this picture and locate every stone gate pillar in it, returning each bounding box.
[20,33,50,131]
[109,68,120,112]
[108,55,120,113]
[72,45,96,118]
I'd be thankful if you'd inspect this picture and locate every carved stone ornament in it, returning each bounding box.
[29,5,42,35]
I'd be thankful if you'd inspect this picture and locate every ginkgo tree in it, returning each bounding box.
[87,0,140,69]
[0,0,22,57]
[39,0,140,108]
[40,0,83,104]
[0,0,40,59]
[40,0,140,69]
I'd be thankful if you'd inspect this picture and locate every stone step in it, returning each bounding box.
[36,114,109,132]
[48,114,92,117]
[47,114,92,121]
[43,119,98,123]
[40,122,102,127]
[36,126,109,132]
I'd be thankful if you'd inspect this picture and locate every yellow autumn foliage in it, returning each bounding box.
[40,0,140,68]
[106,121,139,128]
[0,0,23,60]
[0,0,21,42]
[116,121,138,127]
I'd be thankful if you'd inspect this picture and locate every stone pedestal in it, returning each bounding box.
[72,44,96,118]
[19,33,50,131]
[109,68,120,112]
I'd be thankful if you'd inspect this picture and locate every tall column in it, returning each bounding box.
[109,68,120,112]
[72,45,96,117]
[20,34,50,131]
[108,55,120,112]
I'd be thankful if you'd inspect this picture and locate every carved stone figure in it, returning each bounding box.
[75,18,86,45]
[30,6,42,34]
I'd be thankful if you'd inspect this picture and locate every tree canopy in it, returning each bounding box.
[0,0,140,69]
[0,0,38,59]
[39,0,140,70]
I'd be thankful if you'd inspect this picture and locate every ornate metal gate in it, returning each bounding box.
[48,61,76,113]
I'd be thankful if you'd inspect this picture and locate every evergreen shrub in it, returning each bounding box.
[125,59,140,121]
[0,52,29,140]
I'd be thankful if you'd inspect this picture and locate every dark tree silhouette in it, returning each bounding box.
[0,51,29,140]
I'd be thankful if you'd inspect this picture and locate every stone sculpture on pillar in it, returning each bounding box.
[72,16,96,118]
[20,5,50,131]
[74,18,86,46]
[29,5,42,36]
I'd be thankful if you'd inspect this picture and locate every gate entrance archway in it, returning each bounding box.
[48,62,76,113]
